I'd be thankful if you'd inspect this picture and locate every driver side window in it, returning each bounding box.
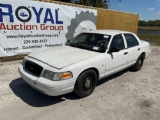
[110,34,125,50]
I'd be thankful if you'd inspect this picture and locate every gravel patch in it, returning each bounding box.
[0,46,160,120]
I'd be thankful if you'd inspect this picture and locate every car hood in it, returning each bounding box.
[28,46,100,69]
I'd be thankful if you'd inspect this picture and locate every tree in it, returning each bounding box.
[77,0,109,8]
[57,0,121,8]
[138,20,160,27]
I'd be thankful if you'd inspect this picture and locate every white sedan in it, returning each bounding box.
[19,30,150,97]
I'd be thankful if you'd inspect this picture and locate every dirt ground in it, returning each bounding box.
[0,46,160,120]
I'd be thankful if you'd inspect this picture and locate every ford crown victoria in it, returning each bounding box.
[19,30,150,97]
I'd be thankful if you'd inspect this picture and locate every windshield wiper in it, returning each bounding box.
[69,44,77,47]
[69,44,85,48]
[76,45,87,49]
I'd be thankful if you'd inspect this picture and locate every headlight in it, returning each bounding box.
[42,70,73,81]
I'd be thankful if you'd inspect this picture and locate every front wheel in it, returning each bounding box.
[131,54,145,71]
[74,70,97,98]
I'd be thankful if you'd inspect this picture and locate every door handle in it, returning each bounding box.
[138,48,140,51]
[124,52,128,55]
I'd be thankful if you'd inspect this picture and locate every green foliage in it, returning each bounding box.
[56,0,121,8]
[139,20,160,27]
[38,0,122,8]
[138,33,160,46]
[58,0,109,8]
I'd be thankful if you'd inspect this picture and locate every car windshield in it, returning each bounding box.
[68,33,111,53]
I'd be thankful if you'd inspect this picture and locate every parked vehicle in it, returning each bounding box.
[19,30,150,97]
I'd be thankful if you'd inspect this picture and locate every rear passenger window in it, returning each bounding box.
[110,34,125,50]
[124,34,139,48]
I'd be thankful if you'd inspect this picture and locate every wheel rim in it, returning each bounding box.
[138,56,143,68]
[137,56,143,70]
[82,75,94,92]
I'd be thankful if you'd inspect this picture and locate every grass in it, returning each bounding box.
[138,26,160,46]
[138,26,160,31]
[138,34,160,46]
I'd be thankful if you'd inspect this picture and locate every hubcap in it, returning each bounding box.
[139,59,142,66]
[82,76,93,91]
[85,78,91,88]
[138,57,143,67]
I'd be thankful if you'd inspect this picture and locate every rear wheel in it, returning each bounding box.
[131,54,145,71]
[74,70,97,98]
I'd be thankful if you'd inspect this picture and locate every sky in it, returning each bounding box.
[24,0,159,21]
[109,0,160,21]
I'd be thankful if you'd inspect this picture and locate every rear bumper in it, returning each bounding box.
[18,65,76,96]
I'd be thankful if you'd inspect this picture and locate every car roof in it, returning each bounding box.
[83,30,132,36]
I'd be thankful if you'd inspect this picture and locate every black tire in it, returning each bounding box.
[74,70,97,98]
[131,54,145,71]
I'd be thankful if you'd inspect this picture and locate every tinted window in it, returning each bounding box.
[124,34,139,48]
[110,34,125,50]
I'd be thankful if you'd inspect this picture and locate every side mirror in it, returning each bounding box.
[109,47,120,53]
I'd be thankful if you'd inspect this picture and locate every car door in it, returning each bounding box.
[123,33,141,66]
[105,34,128,75]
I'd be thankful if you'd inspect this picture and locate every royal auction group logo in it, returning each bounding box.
[0,3,64,31]
[15,6,32,22]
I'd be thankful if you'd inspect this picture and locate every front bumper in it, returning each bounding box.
[18,65,76,96]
